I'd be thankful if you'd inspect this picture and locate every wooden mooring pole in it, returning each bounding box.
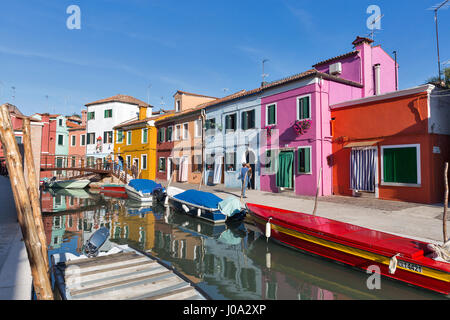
[22,118,50,270]
[0,105,53,300]
[312,167,322,216]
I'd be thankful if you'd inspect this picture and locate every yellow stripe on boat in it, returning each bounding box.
[252,216,450,283]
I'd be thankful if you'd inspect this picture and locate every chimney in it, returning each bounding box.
[81,110,87,126]
[352,36,374,97]
[374,64,381,95]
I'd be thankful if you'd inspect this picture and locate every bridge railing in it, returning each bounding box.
[39,154,139,184]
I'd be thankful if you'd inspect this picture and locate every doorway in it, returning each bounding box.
[350,147,376,193]
[245,151,256,189]
[276,151,294,189]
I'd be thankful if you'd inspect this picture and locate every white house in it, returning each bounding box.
[84,94,151,162]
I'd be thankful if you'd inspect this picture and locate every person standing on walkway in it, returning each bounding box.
[238,162,249,198]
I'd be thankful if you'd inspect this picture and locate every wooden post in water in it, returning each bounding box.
[312,167,322,216]
[444,162,448,244]
[0,105,53,299]
[22,118,50,270]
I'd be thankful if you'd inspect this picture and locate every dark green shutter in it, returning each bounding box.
[298,147,311,173]
[242,112,248,130]
[249,110,255,129]
[383,147,417,183]
[268,105,276,125]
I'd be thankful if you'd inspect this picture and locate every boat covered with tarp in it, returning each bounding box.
[44,177,91,189]
[125,179,165,202]
[166,186,246,224]
[247,202,450,295]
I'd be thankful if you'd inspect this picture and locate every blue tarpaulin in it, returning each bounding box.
[128,179,162,194]
[173,189,223,209]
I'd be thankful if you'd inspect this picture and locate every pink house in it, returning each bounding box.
[260,36,398,196]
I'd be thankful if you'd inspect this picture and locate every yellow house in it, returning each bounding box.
[113,106,172,180]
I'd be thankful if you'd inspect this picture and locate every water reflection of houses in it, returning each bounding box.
[152,211,263,298]
[110,205,156,251]
[43,203,118,253]
[40,188,103,213]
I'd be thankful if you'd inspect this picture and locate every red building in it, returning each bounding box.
[331,84,450,204]
[155,116,175,181]
[68,110,87,166]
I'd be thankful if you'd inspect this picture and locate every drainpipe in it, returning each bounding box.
[318,77,324,196]
[201,109,206,186]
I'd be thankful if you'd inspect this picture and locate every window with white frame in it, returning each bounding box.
[381,144,420,185]
[57,134,64,146]
[71,135,76,146]
[126,131,132,145]
[225,113,237,132]
[174,124,181,141]
[194,119,202,137]
[183,123,189,140]
[176,100,181,112]
[266,103,276,126]
[297,95,311,120]
[141,154,147,170]
[116,130,124,143]
[81,134,86,146]
[158,157,166,172]
[158,127,165,143]
[297,146,312,174]
[166,126,173,142]
[142,128,148,144]
[87,133,95,145]
[225,151,236,172]
[126,155,131,169]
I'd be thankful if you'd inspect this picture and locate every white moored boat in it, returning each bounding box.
[45,178,91,189]
[124,179,166,202]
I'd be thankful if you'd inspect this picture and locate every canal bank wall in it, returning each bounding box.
[0,176,32,299]
[158,180,447,244]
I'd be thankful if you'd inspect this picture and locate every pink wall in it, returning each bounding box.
[260,37,398,197]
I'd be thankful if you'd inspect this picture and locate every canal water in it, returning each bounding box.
[41,188,447,300]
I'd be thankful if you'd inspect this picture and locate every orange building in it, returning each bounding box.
[331,84,450,204]
[155,91,217,184]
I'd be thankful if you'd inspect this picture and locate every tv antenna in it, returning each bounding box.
[367,14,384,42]
[160,96,165,108]
[428,1,450,83]
[11,86,16,101]
[223,88,229,95]
[262,59,269,86]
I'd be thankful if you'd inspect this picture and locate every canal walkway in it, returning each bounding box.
[159,180,447,244]
[0,176,32,299]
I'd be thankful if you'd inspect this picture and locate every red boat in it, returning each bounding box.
[247,203,450,295]
[100,184,127,199]
[100,184,126,193]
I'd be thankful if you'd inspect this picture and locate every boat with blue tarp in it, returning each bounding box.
[166,186,246,224]
[125,179,166,202]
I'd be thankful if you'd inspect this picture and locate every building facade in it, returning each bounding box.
[68,110,87,167]
[85,94,150,164]
[331,84,450,204]
[259,36,398,197]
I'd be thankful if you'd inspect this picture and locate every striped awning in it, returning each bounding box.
[343,140,380,148]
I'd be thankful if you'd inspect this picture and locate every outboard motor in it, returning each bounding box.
[83,227,110,258]
[153,188,166,203]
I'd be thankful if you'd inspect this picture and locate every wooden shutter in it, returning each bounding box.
[298,147,311,173]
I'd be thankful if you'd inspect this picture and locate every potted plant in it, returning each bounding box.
[293,119,312,135]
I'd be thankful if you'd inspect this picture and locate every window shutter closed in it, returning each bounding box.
[242,112,247,130]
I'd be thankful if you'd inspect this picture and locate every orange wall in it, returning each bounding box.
[331,92,450,204]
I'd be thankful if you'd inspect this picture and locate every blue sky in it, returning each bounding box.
[0,0,448,116]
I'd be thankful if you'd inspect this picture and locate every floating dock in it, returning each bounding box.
[53,250,207,300]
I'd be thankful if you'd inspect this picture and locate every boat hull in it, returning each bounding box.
[168,197,227,224]
[247,203,450,295]
[50,179,91,189]
[100,184,126,193]
[124,185,153,203]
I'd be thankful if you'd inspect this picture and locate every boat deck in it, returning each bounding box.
[60,251,206,300]
[247,203,450,273]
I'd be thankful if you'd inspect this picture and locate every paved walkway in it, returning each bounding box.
[0,176,32,300]
[159,180,448,244]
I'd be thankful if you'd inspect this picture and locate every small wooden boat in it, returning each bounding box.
[166,186,246,224]
[45,177,90,189]
[124,179,165,203]
[246,203,450,295]
[51,228,209,300]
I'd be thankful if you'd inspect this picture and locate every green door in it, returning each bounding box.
[277,151,294,188]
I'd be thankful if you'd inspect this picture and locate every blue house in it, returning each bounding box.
[203,90,262,190]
